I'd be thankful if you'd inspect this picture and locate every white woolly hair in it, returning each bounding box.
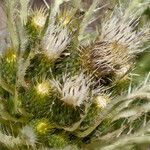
[50,73,91,107]
[42,23,71,60]
[20,126,37,147]
[90,6,149,75]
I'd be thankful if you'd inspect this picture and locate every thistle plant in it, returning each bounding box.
[0,0,150,149]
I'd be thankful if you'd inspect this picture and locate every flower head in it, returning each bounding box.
[36,82,50,95]
[42,24,71,61]
[30,7,47,29]
[4,48,16,63]
[51,73,91,107]
[36,121,49,134]
[33,119,52,135]
[95,94,110,109]
[81,7,149,78]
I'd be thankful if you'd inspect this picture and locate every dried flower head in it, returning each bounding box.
[42,24,71,61]
[51,73,91,107]
[81,7,149,78]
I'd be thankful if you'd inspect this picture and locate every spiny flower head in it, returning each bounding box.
[36,121,49,134]
[94,93,110,109]
[51,73,91,107]
[48,134,68,148]
[36,81,50,96]
[30,7,47,29]
[20,126,37,147]
[33,119,52,135]
[82,7,149,78]
[42,23,71,61]
[3,48,16,63]
[100,8,149,54]
[57,8,76,27]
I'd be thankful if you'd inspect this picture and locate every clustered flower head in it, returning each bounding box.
[81,7,149,78]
